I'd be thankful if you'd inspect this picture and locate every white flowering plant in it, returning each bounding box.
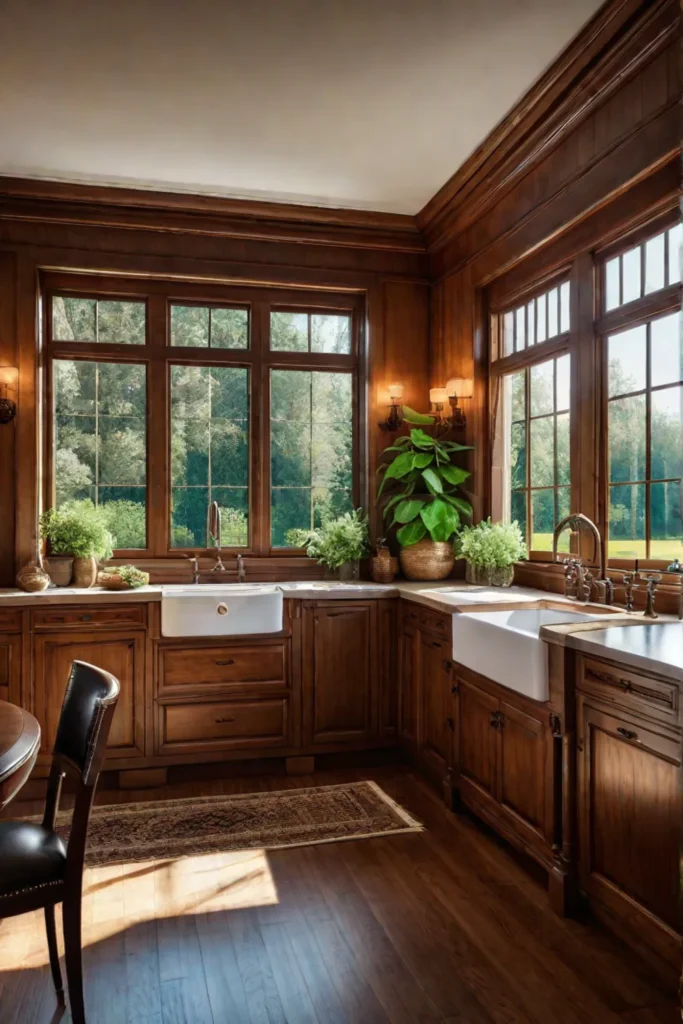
[457,518,526,568]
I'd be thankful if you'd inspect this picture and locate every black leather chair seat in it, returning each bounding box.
[0,821,67,898]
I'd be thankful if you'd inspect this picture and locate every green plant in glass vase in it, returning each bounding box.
[286,509,370,580]
[457,518,526,587]
[377,414,473,580]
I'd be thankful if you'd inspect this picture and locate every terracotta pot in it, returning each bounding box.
[370,547,399,584]
[399,540,454,581]
[465,561,515,587]
[72,555,98,588]
[44,555,73,587]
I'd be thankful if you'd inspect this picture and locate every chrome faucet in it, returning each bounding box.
[553,513,605,603]
[236,553,245,584]
[207,501,227,572]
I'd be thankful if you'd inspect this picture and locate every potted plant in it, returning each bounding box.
[287,509,370,580]
[98,565,150,590]
[40,501,114,588]
[458,518,526,587]
[377,415,472,581]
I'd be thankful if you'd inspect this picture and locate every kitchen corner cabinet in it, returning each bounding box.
[301,599,396,748]
[452,666,556,871]
[32,629,146,770]
[0,634,22,706]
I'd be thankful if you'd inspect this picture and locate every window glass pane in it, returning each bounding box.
[605,257,620,311]
[511,371,525,421]
[557,488,571,548]
[608,483,645,559]
[526,301,535,347]
[210,307,249,349]
[530,418,554,487]
[668,223,682,285]
[97,301,146,345]
[515,307,525,351]
[608,325,646,397]
[530,361,554,417]
[608,395,645,483]
[510,422,526,488]
[54,360,147,548]
[531,489,554,550]
[556,413,570,485]
[270,311,308,352]
[503,311,514,356]
[511,490,527,542]
[171,306,209,347]
[536,293,547,343]
[52,297,96,341]
[170,365,249,547]
[270,369,353,546]
[311,314,351,354]
[622,246,641,305]
[650,482,683,561]
[547,287,558,338]
[651,312,682,388]
[651,386,682,481]
[556,354,570,412]
[560,281,570,334]
[644,232,665,295]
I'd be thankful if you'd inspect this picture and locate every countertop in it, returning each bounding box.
[542,619,683,683]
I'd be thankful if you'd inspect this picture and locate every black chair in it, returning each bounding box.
[0,660,119,1024]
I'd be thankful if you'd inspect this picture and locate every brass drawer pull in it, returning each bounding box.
[616,727,637,741]
[586,667,674,707]
[80,614,93,622]
[215,716,236,724]
[214,659,235,666]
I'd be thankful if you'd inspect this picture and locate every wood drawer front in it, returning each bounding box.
[158,698,289,752]
[579,655,679,726]
[33,604,147,630]
[419,607,450,639]
[0,609,21,633]
[158,643,288,695]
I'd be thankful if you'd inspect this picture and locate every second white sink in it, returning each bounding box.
[161,585,283,637]
[452,607,600,701]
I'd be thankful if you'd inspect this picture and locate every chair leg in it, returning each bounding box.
[44,903,64,1004]
[63,894,85,1024]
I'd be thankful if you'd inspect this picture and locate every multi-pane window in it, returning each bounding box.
[47,279,359,557]
[604,224,682,311]
[499,280,570,357]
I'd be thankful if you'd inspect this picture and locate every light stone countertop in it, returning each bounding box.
[541,619,683,683]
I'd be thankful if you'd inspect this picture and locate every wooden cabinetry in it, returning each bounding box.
[0,634,21,706]
[33,629,146,769]
[453,666,556,871]
[576,654,681,969]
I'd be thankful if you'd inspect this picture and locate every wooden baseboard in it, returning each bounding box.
[118,767,169,790]
[285,756,315,775]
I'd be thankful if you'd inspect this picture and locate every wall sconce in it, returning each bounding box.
[446,377,473,430]
[429,387,449,422]
[379,383,404,432]
[0,367,18,425]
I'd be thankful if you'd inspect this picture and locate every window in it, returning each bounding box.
[46,279,360,557]
[491,277,572,556]
[602,225,682,560]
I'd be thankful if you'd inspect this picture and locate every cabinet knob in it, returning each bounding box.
[80,614,93,622]
[616,726,638,741]
[214,659,235,666]
[214,717,235,725]
[446,717,454,731]
[442,659,452,673]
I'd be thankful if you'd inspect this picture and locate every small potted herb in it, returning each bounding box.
[40,501,114,588]
[98,565,150,590]
[287,509,370,580]
[457,518,526,587]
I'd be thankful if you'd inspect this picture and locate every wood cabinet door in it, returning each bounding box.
[577,696,681,942]
[457,677,498,801]
[377,599,398,738]
[302,603,376,745]
[417,632,450,782]
[497,699,552,848]
[33,630,146,767]
[0,634,21,705]
[399,626,418,746]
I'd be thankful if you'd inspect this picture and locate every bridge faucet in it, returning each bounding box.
[552,514,605,603]
[207,501,227,572]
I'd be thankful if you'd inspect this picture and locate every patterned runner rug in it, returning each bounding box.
[56,780,423,865]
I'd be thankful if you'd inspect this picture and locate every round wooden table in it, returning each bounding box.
[0,700,41,810]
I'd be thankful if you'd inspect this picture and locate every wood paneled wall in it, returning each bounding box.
[0,190,429,583]
[424,0,680,518]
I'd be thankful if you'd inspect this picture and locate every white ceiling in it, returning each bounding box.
[0,0,604,215]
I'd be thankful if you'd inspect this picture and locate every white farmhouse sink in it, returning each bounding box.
[161,585,283,637]
[452,608,600,701]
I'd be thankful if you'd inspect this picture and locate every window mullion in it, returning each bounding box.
[147,294,169,557]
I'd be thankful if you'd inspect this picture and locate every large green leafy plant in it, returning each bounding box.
[286,509,370,570]
[378,420,473,547]
[40,501,114,560]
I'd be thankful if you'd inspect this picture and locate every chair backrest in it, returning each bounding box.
[53,660,120,785]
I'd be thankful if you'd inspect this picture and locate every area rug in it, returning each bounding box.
[54,781,424,866]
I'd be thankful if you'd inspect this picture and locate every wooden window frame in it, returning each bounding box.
[487,208,681,574]
[42,272,364,560]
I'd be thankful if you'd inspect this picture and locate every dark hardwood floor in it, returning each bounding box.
[0,765,676,1024]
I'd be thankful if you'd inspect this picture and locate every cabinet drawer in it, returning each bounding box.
[158,697,289,752]
[158,643,288,695]
[579,655,679,727]
[0,609,21,632]
[418,607,450,639]
[33,605,147,630]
